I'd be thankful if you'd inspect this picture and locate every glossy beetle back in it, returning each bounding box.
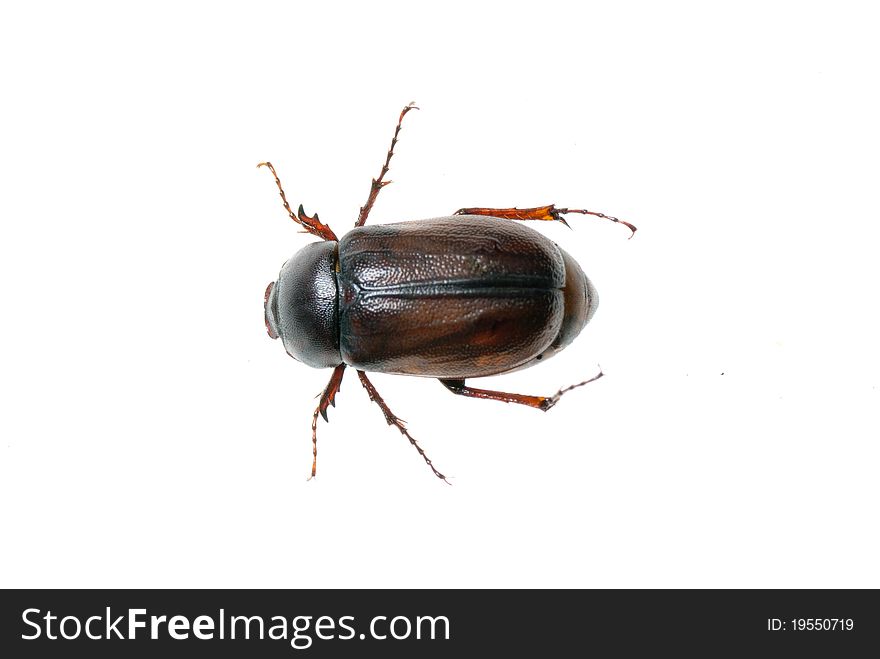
[265,241,341,368]
[336,216,593,378]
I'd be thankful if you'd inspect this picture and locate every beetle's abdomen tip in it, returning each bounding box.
[584,272,599,325]
[554,248,596,352]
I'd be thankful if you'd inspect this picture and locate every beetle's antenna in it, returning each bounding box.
[356,370,451,484]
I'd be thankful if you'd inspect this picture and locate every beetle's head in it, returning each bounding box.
[263,281,279,339]
[264,241,342,368]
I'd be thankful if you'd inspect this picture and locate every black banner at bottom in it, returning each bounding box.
[1,589,877,656]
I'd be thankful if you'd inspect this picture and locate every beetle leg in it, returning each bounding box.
[356,370,450,484]
[354,102,419,228]
[258,161,338,241]
[454,205,636,238]
[440,368,604,412]
[308,363,347,480]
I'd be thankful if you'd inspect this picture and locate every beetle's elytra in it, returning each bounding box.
[260,103,635,482]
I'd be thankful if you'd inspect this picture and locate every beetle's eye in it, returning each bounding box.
[264,281,279,339]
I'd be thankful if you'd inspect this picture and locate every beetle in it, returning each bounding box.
[260,103,635,482]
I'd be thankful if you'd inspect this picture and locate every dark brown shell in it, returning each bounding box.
[337,216,572,378]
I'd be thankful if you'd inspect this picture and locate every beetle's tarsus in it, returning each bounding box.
[556,207,637,238]
[400,102,419,122]
[542,368,606,411]
[309,409,320,479]
[356,370,449,484]
[308,364,346,479]
[354,103,418,228]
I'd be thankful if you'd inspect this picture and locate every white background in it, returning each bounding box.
[2,1,878,588]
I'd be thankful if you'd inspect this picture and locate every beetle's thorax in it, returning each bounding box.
[265,241,342,368]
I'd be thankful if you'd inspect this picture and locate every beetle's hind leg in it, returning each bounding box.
[258,161,338,241]
[356,370,450,484]
[440,368,604,412]
[308,364,347,480]
[354,102,419,228]
[454,204,636,238]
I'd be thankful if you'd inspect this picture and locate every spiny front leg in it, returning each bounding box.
[440,368,604,412]
[454,204,637,238]
[258,161,338,241]
[354,102,419,228]
[356,370,450,484]
[308,363,346,480]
